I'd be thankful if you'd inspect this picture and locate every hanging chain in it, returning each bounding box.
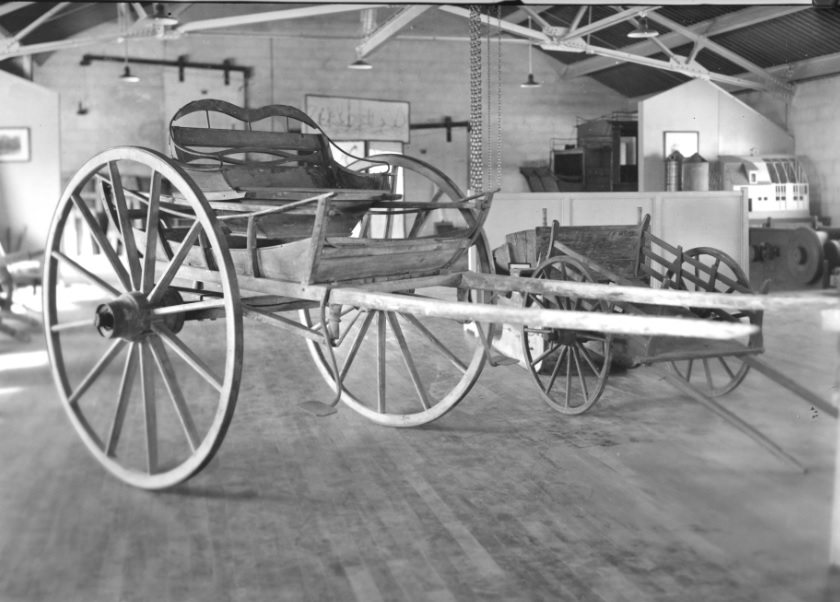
[485,6,491,192]
[469,5,483,193]
[496,4,503,191]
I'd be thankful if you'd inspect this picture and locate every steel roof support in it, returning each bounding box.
[564,6,808,80]
[355,5,431,60]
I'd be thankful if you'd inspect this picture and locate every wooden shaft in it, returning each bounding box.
[328,287,756,340]
[741,355,837,419]
[460,272,840,311]
[654,365,806,472]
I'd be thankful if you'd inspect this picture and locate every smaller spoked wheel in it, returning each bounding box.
[301,300,487,427]
[664,247,760,397]
[521,256,613,415]
[44,147,242,489]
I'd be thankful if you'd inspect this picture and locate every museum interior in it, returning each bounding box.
[1,2,840,600]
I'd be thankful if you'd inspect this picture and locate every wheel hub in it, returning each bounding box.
[95,292,149,341]
[94,289,185,341]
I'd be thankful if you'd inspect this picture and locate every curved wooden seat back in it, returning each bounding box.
[169,99,385,190]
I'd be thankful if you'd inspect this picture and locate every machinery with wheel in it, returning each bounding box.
[43,100,782,489]
[491,216,836,469]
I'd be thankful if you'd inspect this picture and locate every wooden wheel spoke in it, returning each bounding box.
[529,341,562,368]
[388,312,431,410]
[153,323,223,392]
[401,313,467,373]
[577,342,601,375]
[148,334,201,451]
[151,298,227,317]
[105,343,140,457]
[51,318,95,333]
[684,359,694,381]
[148,220,204,304]
[377,312,386,413]
[140,340,158,474]
[563,349,573,408]
[108,161,142,291]
[571,344,589,401]
[702,358,714,391]
[70,193,132,291]
[717,356,736,379]
[544,346,568,395]
[142,171,163,294]
[52,250,121,298]
[339,310,375,380]
[68,339,128,405]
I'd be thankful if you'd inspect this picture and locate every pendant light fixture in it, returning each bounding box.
[117,4,140,83]
[521,17,541,88]
[627,15,659,39]
[119,40,140,83]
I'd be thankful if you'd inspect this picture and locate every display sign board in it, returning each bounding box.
[305,95,410,143]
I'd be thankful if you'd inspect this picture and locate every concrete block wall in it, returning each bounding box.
[789,75,840,224]
[32,10,631,195]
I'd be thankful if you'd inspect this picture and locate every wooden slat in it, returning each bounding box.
[172,126,322,152]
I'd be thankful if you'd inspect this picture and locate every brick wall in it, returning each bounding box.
[32,16,631,193]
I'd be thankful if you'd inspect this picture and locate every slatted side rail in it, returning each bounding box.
[639,231,753,294]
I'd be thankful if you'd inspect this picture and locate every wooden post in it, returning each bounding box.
[823,306,840,565]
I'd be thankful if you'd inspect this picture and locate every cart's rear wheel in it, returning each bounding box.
[44,147,242,490]
[664,247,760,397]
[302,155,491,426]
[521,256,614,415]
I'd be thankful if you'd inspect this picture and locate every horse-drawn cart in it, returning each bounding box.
[43,101,776,489]
[490,217,837,469]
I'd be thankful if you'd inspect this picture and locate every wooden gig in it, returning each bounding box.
[42,101,779,488]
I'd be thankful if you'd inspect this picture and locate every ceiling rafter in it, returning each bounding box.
[1,2,68,52]
[0,2,34,20]
[563,6,808,80]
[644,10,793,93]
[437,6,549,43]
[356,5,431,60]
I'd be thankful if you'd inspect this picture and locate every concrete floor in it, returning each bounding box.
[0,286,838,602]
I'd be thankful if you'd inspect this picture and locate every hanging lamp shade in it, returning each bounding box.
[521,72,541,88]
[150,3,178,27]
[521,18,541,89]
[119,65,140,83]
[628,16,659,39]
[348,58,372,70]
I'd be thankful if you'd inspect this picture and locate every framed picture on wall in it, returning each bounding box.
[663,131,698,159]
[0,127,30,162]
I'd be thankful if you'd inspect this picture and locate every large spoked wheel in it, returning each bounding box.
[301,155,492,426]
[664,247,760,397]
[521,256,614,415]
[44,147,243,490]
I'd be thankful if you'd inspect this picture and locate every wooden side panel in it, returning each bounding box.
[550,224,644,281]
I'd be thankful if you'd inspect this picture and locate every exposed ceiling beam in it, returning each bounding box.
[356,5,430,59]
[564,6,808,80]
[550,43,768,91]
[0,32,132,60]
[437,5,549,42]
[503,5,550,26]
[721,51,840,93]
[560,6,654,43]
[1,1,68,52]
[177,4,380,34]
[645,10,793,93]
[0,2,35,19]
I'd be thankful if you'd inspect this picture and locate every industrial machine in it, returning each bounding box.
[714,155,838,291]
